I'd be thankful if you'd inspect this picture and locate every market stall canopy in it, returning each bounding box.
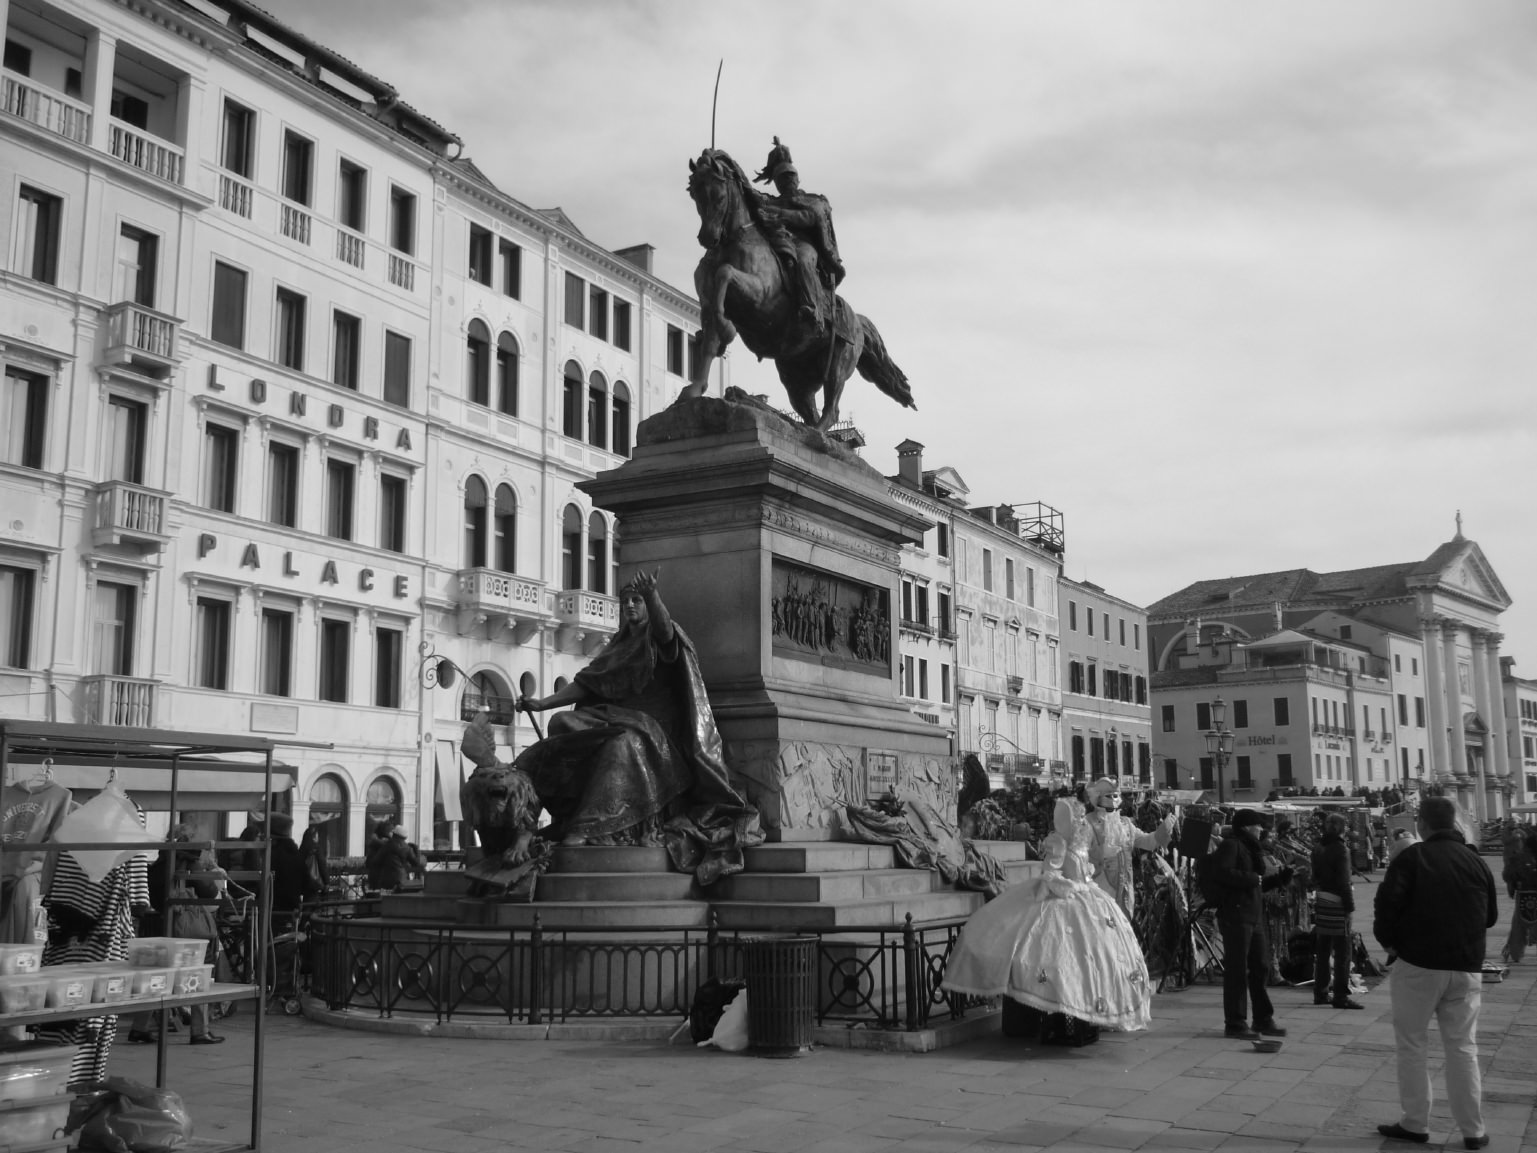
[0,720,322,811]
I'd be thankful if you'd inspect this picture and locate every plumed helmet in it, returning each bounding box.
[753,136,797,184]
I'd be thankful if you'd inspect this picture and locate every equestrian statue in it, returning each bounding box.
[679,137,915,431]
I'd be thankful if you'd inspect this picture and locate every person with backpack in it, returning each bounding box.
[1205,809,1293,1040]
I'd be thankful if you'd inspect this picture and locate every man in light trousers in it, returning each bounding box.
[1372,796,1498,1150]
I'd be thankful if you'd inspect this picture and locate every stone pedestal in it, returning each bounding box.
[582,395,953,841]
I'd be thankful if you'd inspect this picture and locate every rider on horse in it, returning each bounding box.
[751,137,845,333]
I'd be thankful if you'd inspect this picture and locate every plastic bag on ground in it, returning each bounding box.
[698,987,749,1051]
[67,1076,193,1152]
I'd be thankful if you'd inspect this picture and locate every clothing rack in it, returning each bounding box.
[0,721,323,1153]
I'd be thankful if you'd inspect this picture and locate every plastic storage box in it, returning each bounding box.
[173,963,215,996]
[0,943,43,976]
[129,968,173,997]
[126,937,207,967]
[0,974,50,1014]
[69,965,135,1004]
[0,1041,77,1102]
[40,969,93,1010]
[0,1096,71,1144]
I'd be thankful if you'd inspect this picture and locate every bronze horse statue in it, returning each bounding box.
[678,149,915,431]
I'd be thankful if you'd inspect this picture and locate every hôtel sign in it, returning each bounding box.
[195,533,409,599]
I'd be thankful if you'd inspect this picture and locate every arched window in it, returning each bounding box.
[309,772,349,856]
[561,504,583,590]
[587,512,608,593]
[496,332,518,416]
[612,381,631,457]
[562,360,582,439]
[491,484,516,573]
[466,320,491,407]
[586,372,608,450]
[610,520,621,596]
[463,475,488,568]
[365,776,402,835]
[461,670,514,724]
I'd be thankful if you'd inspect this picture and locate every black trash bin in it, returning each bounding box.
[740,936,817,1055]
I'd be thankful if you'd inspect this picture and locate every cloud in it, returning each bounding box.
[255,0,1537,661]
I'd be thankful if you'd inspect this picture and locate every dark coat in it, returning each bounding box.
[1373,828,1497,972]
[1209,829,1266,926]
[268,836,316,913]
[366,836,424,893]
[1310,831,1354,914]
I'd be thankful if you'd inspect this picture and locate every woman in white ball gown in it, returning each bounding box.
[942,797,1151,1031]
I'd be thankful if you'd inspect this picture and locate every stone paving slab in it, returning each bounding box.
[88,935,1535,1153]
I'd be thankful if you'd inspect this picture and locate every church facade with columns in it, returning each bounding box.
[1146,528,1517,820]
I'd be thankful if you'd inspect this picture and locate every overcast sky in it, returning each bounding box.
[261,0,1537,665]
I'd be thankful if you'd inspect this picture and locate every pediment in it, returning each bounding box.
[1412,541,1511,610]
[928,466,969,498]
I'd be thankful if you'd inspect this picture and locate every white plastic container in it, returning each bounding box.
[0,974,49,1014]
[173,963,216,996]
[40,969,92,1010]
[128,967,173,997]
[0,943,43,976]
[0,1096,71,1143]
[68,964,135,1004]
[125,937,207,968]
[0,1041,77,1102]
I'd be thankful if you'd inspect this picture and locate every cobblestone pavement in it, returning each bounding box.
[101,935,1535,1153]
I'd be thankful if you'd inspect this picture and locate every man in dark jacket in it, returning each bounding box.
[267,813,317,915]
[1310,811,1362,1009]
[1210,809,1292,1039]
[1373,796,1497,1149]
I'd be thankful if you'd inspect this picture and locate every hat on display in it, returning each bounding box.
[1232,809,1266,830]
[269,813,294,838]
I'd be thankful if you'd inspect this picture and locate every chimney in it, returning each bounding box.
[1187,617,1202,654]
[1273,602,1283,631]
[896,439,924,489]
[614,244,654,274]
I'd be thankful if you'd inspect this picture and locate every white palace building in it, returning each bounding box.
[0,0,716,851]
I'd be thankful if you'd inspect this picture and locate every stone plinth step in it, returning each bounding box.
[424,869,471,896]
[972,839,1037,863]
[1003,860,1044,884]
[711,867,941,904]
[461,898,710,931]
[536,871,696,903]
[710,888,984,931]
[550,845,673,874]
[743,843,896,874]
[380,893,462,921]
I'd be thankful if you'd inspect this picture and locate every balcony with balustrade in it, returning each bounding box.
[91,480,170,552]
[101,301,180,378]
[456,568,550,642]
[3,9,190,187]
[2,67,91,144]
[80,674,158,727]
[555,590,620,655]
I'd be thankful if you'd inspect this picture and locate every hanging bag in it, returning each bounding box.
[54,784,144,882]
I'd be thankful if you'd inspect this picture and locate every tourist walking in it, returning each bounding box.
[1500,823,1537,964]
[1208,809,1291,1040]
[1372,796,1497,1149]
[1310,811,1362,1009]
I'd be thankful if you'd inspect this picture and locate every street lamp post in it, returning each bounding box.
[1204,695,1235,805]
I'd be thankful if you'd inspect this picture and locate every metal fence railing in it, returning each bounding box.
[308,912,987,1031]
